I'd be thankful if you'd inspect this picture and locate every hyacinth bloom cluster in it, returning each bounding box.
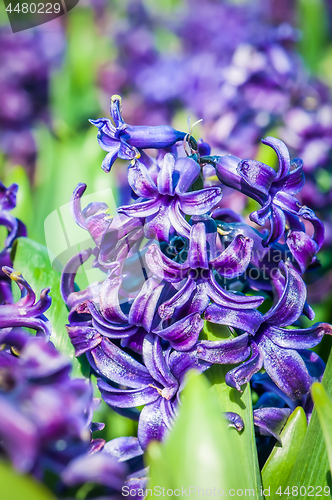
[59,97,332,452]
[0,24,64,172]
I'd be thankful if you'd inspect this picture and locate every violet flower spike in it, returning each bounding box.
[89,333,210,450]
[90,95,187,172]
[118,154,223,241]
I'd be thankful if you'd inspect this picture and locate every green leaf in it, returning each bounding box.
[311,382,332,474]
[12,237,84,378]
[146,371,250,497]
[203,323,263,499]
[0,461,55,500]
[262,407,307,498]
[297,0,329,72]
[282,349,332,495]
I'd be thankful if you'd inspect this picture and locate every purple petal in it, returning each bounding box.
[179,187,222,216]
[158,277,196,320]
[157,153,176,195]
[266,323,332,349]
[207,272,265,309]
[61,452,126,489]
[204,304,263,335]
[264,205,286,246]
[90,339,154,388]
[100,147,120,172]
[60,249,93,305]
[253,407,291,442]
[70,183,88,229]
[272,158,304,195]
[237,159,276,196]
[88,438,105,454]
[169,349,211,384]
[103,437,144,461]
[197,333,250,364]
[121,328,146,354]
[0,396,38,472]
[143,333,179,393]
[224,412,244,431]
[128,159,158,198]
[110,96,125,127]
[175,157,201,194]
[98,379,159,408]
[21,339,71,381]
[273,191,302,215]
[250,198,271,226]
[159,397,177,430]
[211,234,253,278]
[264,263,306,327]
[67,325,102,357]
[168,200,192,238]
[99,274,128,324]
[154,313,204,351]
[259,335,311,400]
[300,207,324,251]
[286,230,318,274]
[215,154,265,204]
[144,204,172,241]
[188,223,209,270]
[129,278,164,332]
[127,125,186,150]
[118,197,159,218]
[137,398,168,450]
[261,137,290,180]
[225,341,264,391]
[145,244,188,283]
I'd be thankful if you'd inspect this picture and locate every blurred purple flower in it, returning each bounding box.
[0,337,95,476]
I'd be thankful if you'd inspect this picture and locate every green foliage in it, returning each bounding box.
[311,382,332,474]
[12,237,85,378]
[0,461,55,500]
[275,349,332,497]
[262,407,307,498]
[203,322,263,499]
[146,371,250,497]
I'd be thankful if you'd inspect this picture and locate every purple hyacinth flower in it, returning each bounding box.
[0,267,51,341]
[206,262,332,400]
[145,221,264,349]
[118,154,222,240]
[90,95,187,172]
[88,333,210,450]
[66,265,164,356]
[213,137,312,246]
[0,337,94,475]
